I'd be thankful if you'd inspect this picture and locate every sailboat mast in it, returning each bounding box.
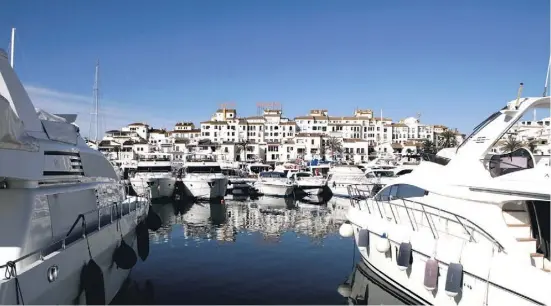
[9,28,15,68]
[93,60,100,144]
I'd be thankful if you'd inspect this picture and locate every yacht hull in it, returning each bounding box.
[347,204,551,306]
[130,177,176,199]
[0,200,148,304]
[183,178,228,199]
[256,183,294,197]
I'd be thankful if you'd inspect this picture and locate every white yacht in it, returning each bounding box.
[179,154,228,200]
[288,171,327,196]
[0,50,149,304]
[129,153,176,200]
[255,171,295,197]
[340,94,551,306]
[246,162,272,176]
[327,165,379,198]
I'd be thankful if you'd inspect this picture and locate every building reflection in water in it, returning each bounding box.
[148,196,351,246]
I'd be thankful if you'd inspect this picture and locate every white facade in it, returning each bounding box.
[97,106,461,164]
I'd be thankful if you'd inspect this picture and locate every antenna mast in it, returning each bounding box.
[9,28,15,68]
[89,60,100,144]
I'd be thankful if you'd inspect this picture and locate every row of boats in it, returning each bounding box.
[116,153,416,201]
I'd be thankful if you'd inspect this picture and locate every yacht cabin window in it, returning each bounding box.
[259,172,286,178]
[375,184,428,201]
[373,170,395,177]
[250,166,271,174]
[186,166,222,173]
[395,169,413,176]
[137,166,172,172]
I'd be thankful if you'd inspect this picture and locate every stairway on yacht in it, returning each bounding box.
[502,204,550,272]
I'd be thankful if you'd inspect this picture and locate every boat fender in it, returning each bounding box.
[80,259,105,305]
[376,233,390,253]
[397,242,412,271]
[337,284,352,298]
[137,221,150,261]
[146,205,162,231]
[113,239,137,270]
[424,257,439,291]
[357,228,369,248]
[445,263,463,297]
[339,223,354,238]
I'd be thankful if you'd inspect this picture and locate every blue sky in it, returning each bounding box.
[0,0,549,136]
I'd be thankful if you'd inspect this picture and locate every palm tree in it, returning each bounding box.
[324,137,343,161]
[501,135,523,157]
[236,139,250,162]
[525,138,538,153]
[438,130,457,149]
[422,139,436,154]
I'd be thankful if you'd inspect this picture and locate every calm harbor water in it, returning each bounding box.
[113,196,408,305]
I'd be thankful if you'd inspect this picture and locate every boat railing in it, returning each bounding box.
[185,154,217,163]
[0,183,150,272]
[346,184,505,253]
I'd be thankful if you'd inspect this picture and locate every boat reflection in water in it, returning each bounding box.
[338,261,410,305]
[148,196,350,245]
[115,196,414,304]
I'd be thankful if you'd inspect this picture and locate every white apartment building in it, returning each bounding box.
[96,105,460,164]
[122,122,149,140]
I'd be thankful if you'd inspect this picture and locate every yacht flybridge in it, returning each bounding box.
[341,94,551,306]
[0,49,151,304]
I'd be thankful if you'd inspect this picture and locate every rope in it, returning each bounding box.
[4,261,24,305]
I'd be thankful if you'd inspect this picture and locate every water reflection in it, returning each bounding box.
[114,196,411,305]
[338,261,411,305]
[149,196,351,245]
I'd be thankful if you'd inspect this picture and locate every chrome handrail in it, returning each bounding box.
[346,184,505,253]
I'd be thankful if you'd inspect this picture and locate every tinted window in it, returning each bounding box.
[375,184,427,200]
[186,166,222,173]
[260,172,286,178]
[395,169,413,176]
[375,171,395,177]
[251,166,270,173]
[375,186,392,201]
[396,184,427,198]
[296,173,312,178]
[137,166,172,172]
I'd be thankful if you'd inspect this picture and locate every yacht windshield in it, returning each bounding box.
[260,172,286,178]
[296,172,312,178]
[373,170,395,177]
[251,166,271,173]
[137,166,172,172]
[186,166,222,173]
[457,110,502,150]
[222,169,240,176]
